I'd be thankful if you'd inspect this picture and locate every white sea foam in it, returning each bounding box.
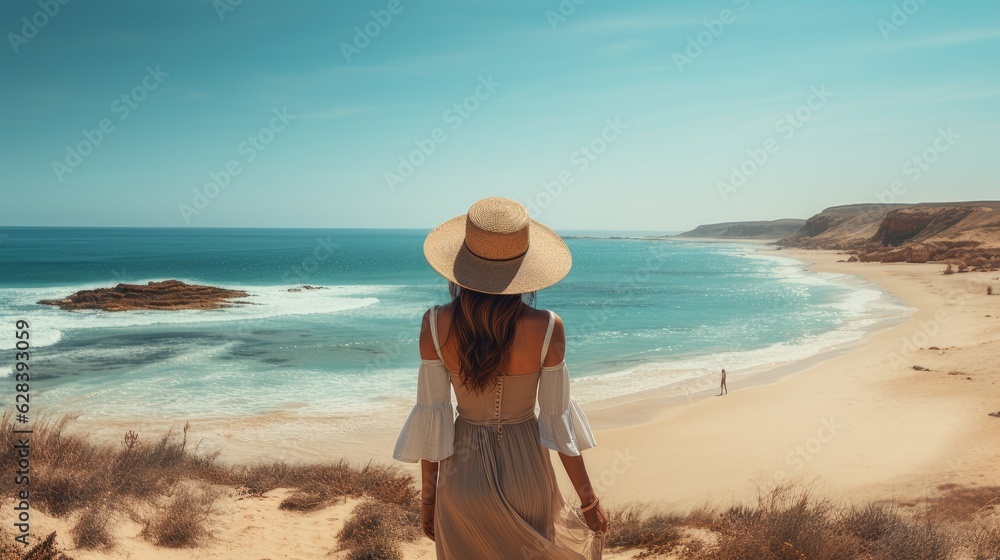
[569,247,914,405]
[570,327,866,405]
[0,282,382,350]
[5,248,915,422]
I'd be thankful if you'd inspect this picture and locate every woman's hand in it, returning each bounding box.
[420,503,435,541]
[582,502,609,533]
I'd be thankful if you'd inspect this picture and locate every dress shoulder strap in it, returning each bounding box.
[539,309,556,366]
[428,305,444,362]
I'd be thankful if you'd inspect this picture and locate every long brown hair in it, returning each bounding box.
[442,281,537,394]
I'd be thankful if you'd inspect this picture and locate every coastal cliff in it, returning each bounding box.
[778,201,1000,268]
[674,219,806,239]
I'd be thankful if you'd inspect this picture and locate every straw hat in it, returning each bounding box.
[423,197,572,295]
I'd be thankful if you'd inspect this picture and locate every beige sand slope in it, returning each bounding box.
[574,249,1000,512]
[24,490,647,559]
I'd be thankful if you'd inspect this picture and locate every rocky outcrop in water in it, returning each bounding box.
[38,279,253,312]
[287,285,327,292]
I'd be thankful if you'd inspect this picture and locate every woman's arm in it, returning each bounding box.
[558,447,608,533]
[557,453,597,505]
[420,459,439,540]
[417,308,442,540]
[545,314,609,533]
[420,458,439,502]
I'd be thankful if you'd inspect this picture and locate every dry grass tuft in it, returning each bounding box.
[697,484,861,560]
[604,502,686,558]
[961,523,1000,558]
[336,499,418,560]
[684,483,997,560]
[867,518,950,560]
[278,490,335,512]
[19,531,75,560]
[69,504,115,550]
[234,459,419,511]
[139,482,223,548]
[840,500,901,542]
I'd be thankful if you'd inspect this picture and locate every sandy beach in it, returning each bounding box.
[18,247,1000,558]
[573,247,1000,511]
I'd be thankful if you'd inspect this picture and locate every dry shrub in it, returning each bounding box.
[279,490,335,512]
[961,523,1000,559]
[363,463,421,508]
[868,518,950,560]
[232,459,418,512]
[336,499,417,560]
[684,501,720,528]
[0,412,229,526]
[233,461,292,497]
[697,484,862,560]
[32,469,94,517]
[693,484,989,560]
[346,539,401,560]
[604,502,686,558]
[70,504,115,550]
[0,527,24,560]
[19,531,75,560]
[140,482,222,548]
[107,422,227,497]
[840,500,901,542]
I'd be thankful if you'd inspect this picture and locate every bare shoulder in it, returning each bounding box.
[541,308,566,367]
[418,307,438,361]
[534,306,563,327]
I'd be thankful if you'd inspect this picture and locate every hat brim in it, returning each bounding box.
[423,215,572,295]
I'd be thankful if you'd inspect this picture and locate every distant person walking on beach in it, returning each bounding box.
[719,368,728,396]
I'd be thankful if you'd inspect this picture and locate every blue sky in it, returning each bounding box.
[2,0,998,230]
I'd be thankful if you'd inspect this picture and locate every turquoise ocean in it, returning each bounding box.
[0,227,910,429]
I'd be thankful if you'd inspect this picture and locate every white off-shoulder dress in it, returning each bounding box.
[393,306,603,559]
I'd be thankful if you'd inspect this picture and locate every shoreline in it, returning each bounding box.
[578,243,915,427]
[41,246,1000,513]
[46,246,910,453]
[569,247,1000,511]
[37,241,891,459]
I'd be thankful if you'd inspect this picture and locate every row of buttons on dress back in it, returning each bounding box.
[494,378,504,443]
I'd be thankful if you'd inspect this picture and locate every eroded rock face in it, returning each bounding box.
[871,207,976,247]
[781,202,1000,268]
[799,213,849,238]
[855,242,999,269]
[780,214,851,247]
[778,205,897,250]
[37,280,253,312]
[856,244,930,263]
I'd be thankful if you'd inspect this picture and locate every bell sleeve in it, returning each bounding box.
[392,359,456,463]
[536,360,597,456]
